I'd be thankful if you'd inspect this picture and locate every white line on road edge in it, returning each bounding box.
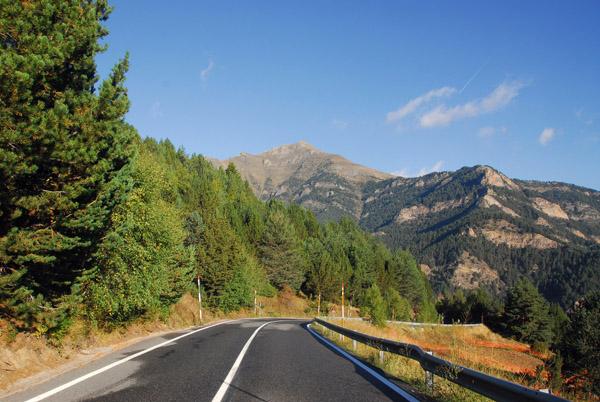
[307,324,421,402]
[25,320,233,402]
[211,320,283,402]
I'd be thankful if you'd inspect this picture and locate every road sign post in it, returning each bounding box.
[318,292,321,318]
[197,276,203,323]
[341,283,345,328]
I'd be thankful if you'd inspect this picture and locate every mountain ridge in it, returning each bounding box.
[209,142,393,222]
[208,142,600,308]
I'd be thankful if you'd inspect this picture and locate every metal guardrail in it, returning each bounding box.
[320,316,369,322]
[387,320,483,327]
[322,316,483,327]
[313,318,570,402]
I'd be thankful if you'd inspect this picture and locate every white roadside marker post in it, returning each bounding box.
[341,283,345,328]
[197,275,203,323]
[318,292,321,318]
[341,283,345,341]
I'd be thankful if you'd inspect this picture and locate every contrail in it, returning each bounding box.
[459,53,494,94]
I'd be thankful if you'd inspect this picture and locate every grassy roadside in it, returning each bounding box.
[0,288,312,396]
[313,318,582,402]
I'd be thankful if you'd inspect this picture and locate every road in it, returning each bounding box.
[3,318,421,402]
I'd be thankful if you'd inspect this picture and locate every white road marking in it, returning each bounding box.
[307,324,421,402]
[25,320,232,402]
[211,320,284,402]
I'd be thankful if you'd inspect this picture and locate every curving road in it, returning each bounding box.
[3,318,421,402]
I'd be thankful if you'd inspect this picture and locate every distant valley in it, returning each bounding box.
[209,142,600,308]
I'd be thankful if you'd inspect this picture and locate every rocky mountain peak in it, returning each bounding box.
[262,141,321,157]
[209,142,394,203]
[476,165,519,190]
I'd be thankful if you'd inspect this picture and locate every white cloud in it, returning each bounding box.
[576,108,595,125]
[201,59,215,84]
[478,125,507,138]
[331,119,349,130]
[420,81,524,128]
[539,128,555,145]
[418,160,444,176]
[391,168,410,177]
[478,126,495,138]
[151,101,163,118]
[386,87,455,123]
[394,161,444,177]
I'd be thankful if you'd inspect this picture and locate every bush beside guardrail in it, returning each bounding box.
[313,318,570,402]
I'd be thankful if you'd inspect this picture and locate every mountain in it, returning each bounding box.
[208,141,393,222]
[360,166,600,308]
[209,143,600,308]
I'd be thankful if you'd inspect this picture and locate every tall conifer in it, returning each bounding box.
[561,291,600,396]
[258,209,304,291]
[0,0,136,326]
[502,278,552,346]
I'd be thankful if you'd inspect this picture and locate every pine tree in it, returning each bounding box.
[549,302,568,348]
[0,0,137,327]
[303,238,340,300]
[363,284,387,327]
[384,289,411,321]
[258,209,304,291]
[502,278,552,347]
[561,291,600,396]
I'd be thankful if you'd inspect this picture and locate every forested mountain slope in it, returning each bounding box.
[362,166,600,308]
[214,144,600,309]
[0,3,435,335]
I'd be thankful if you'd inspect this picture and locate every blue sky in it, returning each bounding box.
[96,1,600,190]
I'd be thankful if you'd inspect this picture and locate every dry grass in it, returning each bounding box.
[0,289,312,396]
[386,323,546,376]
[258,286,312,318]
[315,319,574,402]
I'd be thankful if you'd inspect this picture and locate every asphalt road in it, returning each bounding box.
[3,318,420,402]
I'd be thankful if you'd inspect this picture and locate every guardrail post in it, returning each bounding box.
[379,350,385,363]
[426,351,434,392]
[353,339,357,351]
